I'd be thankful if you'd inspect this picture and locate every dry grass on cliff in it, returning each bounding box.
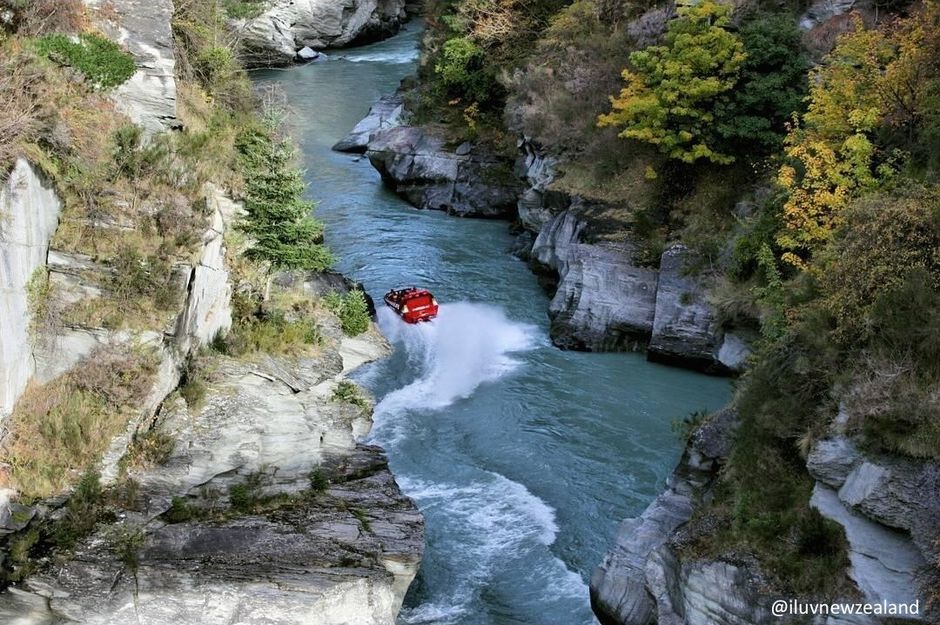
[5,0,88,37]
[0,48,52,172]
[843,358,940,460]
[0,347,159,500]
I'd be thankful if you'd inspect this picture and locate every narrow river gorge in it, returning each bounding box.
[255,26,731,625]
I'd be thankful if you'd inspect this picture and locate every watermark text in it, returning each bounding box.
[772,599,920,618]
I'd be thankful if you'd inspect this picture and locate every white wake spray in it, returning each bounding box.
[374,302,536,419]
[368,302,592,624]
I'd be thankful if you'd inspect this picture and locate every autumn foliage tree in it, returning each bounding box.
[777,5,940,266]
[598,1,746,164]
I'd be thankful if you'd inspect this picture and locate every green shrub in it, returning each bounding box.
[671,410,706,443]
[844,271,940,459]
[109,525,145,573]
[350,507,371,532]
[5,526,41,582]
[34,33,135,89]
[324,290,370,336]
[730,197,786,280]
[172,0,253,111]
[435,37,490,103]
[228,471,266,512]
[714,15,808,156]
[193,45,237,87]
[164,496,197,524]
[109,125,172,182]
[220,310,322,357]
[50,470,106,550]
[818,189,940,346]
[332,380,367,408]
[221,0,267,19]
[125,427,176,469]
[179,355,213,411]
[179,376,206,410]
[308,469,329,493]
[26,267,57,339]
[598,1,746,165]
[108,246,178,311]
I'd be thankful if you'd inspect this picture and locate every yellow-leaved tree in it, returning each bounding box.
[776,5,940,266]
[597,0,746,165]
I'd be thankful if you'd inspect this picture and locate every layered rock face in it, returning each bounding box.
[591,406,938,625]
[0,160,61,420]
[648,245,750,371]
[174,186,236,352]
[233,0,409,68]
[531,209,658,352]
[589,408,779,625]
[514,140,567,232]
[799,0,860,30]
[85,0,178,133]
[366,125,522,218]
[0,168,422,623]
[0,325,424,625]
[530,208,749,371]
[26,185,235,425]
[516,141,751,370]
[806,417,937,616]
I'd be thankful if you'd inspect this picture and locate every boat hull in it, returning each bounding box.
[384,288,439,324]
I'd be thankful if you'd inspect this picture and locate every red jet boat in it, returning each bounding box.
[384,287,439,323]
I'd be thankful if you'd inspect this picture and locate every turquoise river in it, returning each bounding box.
[255,24,730,625]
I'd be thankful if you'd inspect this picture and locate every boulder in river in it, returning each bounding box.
[233,0,410,68]
[296,45,325,61]
[366,125,522,218]
[334,94,406,153]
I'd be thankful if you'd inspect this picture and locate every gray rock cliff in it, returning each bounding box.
[532,209,658,351]
[0,169,422,624]
[591,408,780,625]
[592,405,938,625]
[514,140,751,370]
[0,327,423,625]
[333,93,405,153]
[85,0,178,133]
[0,160,61,421]
[233,0,409,67]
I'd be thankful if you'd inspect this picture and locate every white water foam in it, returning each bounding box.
[371,302,536,445]
[336,48,419,64]
[397,472,565,624]
[369,302,591,623]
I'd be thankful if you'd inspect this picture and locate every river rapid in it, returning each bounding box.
[254,25,730,625]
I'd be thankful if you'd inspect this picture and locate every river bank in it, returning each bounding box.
[339,112,753,374]
[0,2,425,623]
